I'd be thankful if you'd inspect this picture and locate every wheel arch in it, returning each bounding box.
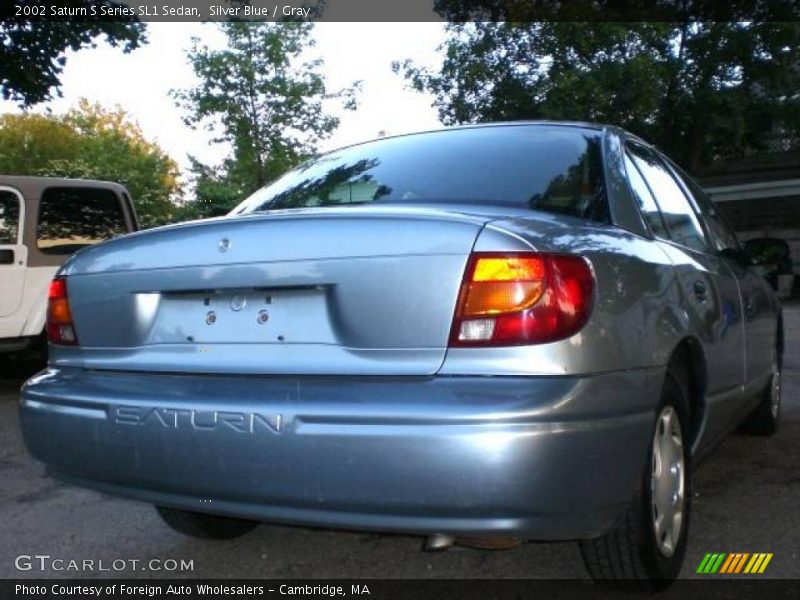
[665,336,707,451]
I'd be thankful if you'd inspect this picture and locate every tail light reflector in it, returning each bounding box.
[47,277,78,345]
[449,252,594,346]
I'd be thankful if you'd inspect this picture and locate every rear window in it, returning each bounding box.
[233,126,608,222]
[37,187,128,255]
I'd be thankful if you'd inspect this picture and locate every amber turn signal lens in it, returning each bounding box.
[462,281,545,316]
[472,256,546,282]
[461,256,546,316]
[48,298,72,324]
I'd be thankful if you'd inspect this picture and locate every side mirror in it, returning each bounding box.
[743,238,790,266]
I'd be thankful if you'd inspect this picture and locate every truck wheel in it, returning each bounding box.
[579,371,691,590]
[0,357,13,379]
[740,344,781,436]
[156,506,259,540]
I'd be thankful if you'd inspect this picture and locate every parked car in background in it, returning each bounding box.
[0,176,138,367]
[744,236,794,296]
[20,123,782,589]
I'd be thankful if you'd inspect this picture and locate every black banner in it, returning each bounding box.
[1,0,799,22]
[3,580,800,600]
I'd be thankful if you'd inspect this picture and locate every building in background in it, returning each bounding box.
[699,129,800,297]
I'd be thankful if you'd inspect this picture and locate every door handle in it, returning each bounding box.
[693,280,708,302]
[0,248,14,265]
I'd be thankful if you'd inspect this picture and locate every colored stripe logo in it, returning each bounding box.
[697,553,773,574]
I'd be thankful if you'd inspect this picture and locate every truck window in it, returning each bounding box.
[0,191,20,244]
[37,187,128,255]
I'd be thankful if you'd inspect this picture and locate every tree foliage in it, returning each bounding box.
[0,100,180,226]
[0,1,146,106]
[173,22,360,219]
[172,158,250,221]
[395,21,800,171]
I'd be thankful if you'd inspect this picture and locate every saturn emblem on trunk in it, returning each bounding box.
[230,295,247,311]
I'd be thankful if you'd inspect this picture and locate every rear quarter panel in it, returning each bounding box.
[441,217,689,377]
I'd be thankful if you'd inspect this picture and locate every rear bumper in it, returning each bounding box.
[20,366,662,540]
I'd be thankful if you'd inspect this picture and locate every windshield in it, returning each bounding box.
[232,125,608,222]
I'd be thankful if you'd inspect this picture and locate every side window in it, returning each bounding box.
[37,187,128,255]
[623,154,669,239]
[0,191,20,245]
[671,163,740,253]
[627,143,708,253]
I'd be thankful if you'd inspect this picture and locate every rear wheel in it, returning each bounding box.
[740,345,781,436]
[580,372,691,590]
[156,506,259,540]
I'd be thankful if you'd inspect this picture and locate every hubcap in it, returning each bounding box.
[651,406,685,557]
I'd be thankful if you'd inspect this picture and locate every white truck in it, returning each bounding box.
[0,176,138,367]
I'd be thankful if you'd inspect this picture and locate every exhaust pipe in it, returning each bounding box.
[423,534,455,551]
[423,535,522,552]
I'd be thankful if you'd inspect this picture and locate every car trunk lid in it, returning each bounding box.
[57,207,490,376]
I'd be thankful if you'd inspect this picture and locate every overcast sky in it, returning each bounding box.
[0,23,446,183]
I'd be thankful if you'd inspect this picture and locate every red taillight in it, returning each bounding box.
[47,277,78,346]
[449,252,594,347]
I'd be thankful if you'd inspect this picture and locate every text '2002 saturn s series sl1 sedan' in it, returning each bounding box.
[20,122,782,589]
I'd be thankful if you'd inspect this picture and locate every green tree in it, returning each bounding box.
[0,100,181,226]
[0,1,146,106]
[395,21,800,171]
[0,113,79,172]
[173,22,360,219]
[172,158,249,221]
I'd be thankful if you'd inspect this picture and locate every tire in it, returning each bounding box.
[740,344,781,436]
[580,371,691,590]
[0,356,13,379]
[156,506,259,540]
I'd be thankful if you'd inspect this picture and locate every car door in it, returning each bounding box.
[0,187,27,321]
[671,165,776,399]
[624,142,746,445]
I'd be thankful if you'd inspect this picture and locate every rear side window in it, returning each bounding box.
[0,191,20,244]
[623,154,669,239]
[670,162,740,253]
[627,144,708,252]
[37,187,128,255]
[234,126,610,223]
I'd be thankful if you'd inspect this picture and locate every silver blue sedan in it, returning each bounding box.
[20,122,782,589]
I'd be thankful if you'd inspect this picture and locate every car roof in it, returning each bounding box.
[434,120,607,132]
[318,120,622,159]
